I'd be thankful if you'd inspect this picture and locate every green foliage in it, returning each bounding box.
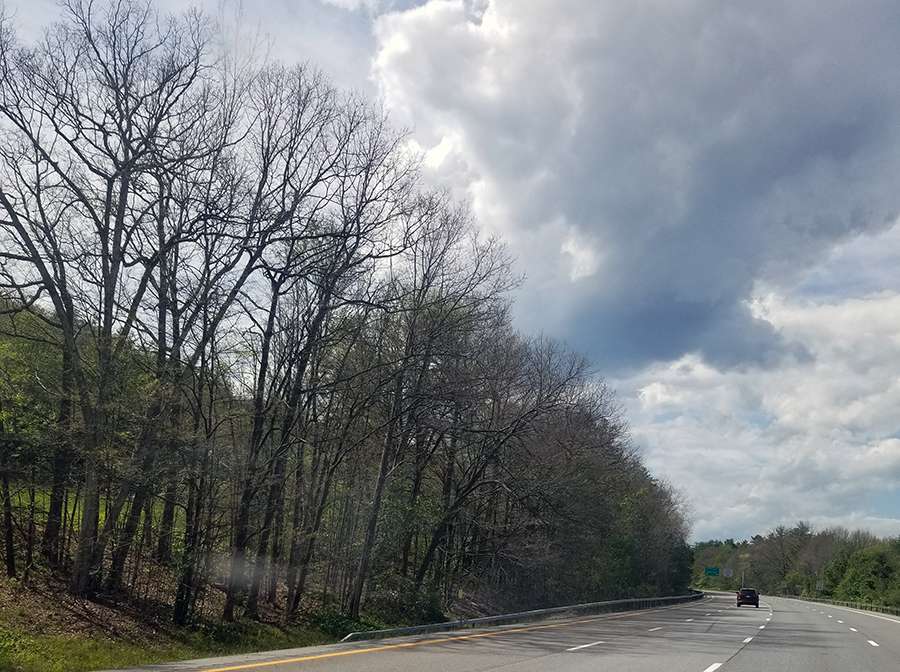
[833,543,899,605]
[822,546,853,595]
[363,573,446,626]
[694,525,900,608]
[691,539,747,591]
[307,608,384,639]
[0,312,61,453]
[783,570,806,596]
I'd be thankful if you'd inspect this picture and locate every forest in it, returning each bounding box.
[0,0,692,637]
[693,523,900,607]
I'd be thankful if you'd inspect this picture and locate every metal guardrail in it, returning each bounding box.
[341,590,704,642]
[780,594,900,618]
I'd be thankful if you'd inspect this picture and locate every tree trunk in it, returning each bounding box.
[282,451,305,618]
[223,478,253,622]
[174,449,206,625]
[105,486,149,592]
[346,424,396,619]
[414,511,457,593]
[415,439,457,593]
[287,464,336,615]
[245,448,288,619]
[64,484,80,566]
[156,478,178,563]
[43,345,74,566]
[70,444,101,594]
[400,430,438,576]
[223,288,283,622]
[24,478,35,581]
[72,371,112,595]
[1,444,15,579]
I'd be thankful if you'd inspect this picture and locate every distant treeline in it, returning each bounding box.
[694,523,900,607]
[0,0,691,629]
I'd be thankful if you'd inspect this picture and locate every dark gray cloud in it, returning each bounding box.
[373,0,900,371]
[371,2,900,540]
[15,1,900,373]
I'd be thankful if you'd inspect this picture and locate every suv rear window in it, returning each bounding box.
[740,589,757,595]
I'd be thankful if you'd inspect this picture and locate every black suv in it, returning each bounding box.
[736,588,760,607]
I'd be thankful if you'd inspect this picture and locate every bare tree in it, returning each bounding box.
[0,0,696,631]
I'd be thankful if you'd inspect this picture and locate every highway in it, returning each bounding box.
[115,594,900,672]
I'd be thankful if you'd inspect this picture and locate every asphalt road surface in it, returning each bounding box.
[113,593,900,672]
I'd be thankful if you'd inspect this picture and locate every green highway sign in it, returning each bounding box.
[704,566,720,577]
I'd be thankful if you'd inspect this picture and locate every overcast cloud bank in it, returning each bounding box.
[10,0,899,541]
[367,0,900,540]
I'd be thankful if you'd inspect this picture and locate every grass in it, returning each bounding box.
[0,620,330,672]
[0,578,332,672]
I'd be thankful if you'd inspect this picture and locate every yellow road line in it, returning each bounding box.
[203,604,680,671]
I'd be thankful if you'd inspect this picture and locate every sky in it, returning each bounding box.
[11,0,900,542]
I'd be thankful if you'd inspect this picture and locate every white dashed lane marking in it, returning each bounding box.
[850,627,858,632]
[648,627,662,632]
[868,641,880,647]
[566,640,605,652]
[702,664,723,672]
[742,636,753,643]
